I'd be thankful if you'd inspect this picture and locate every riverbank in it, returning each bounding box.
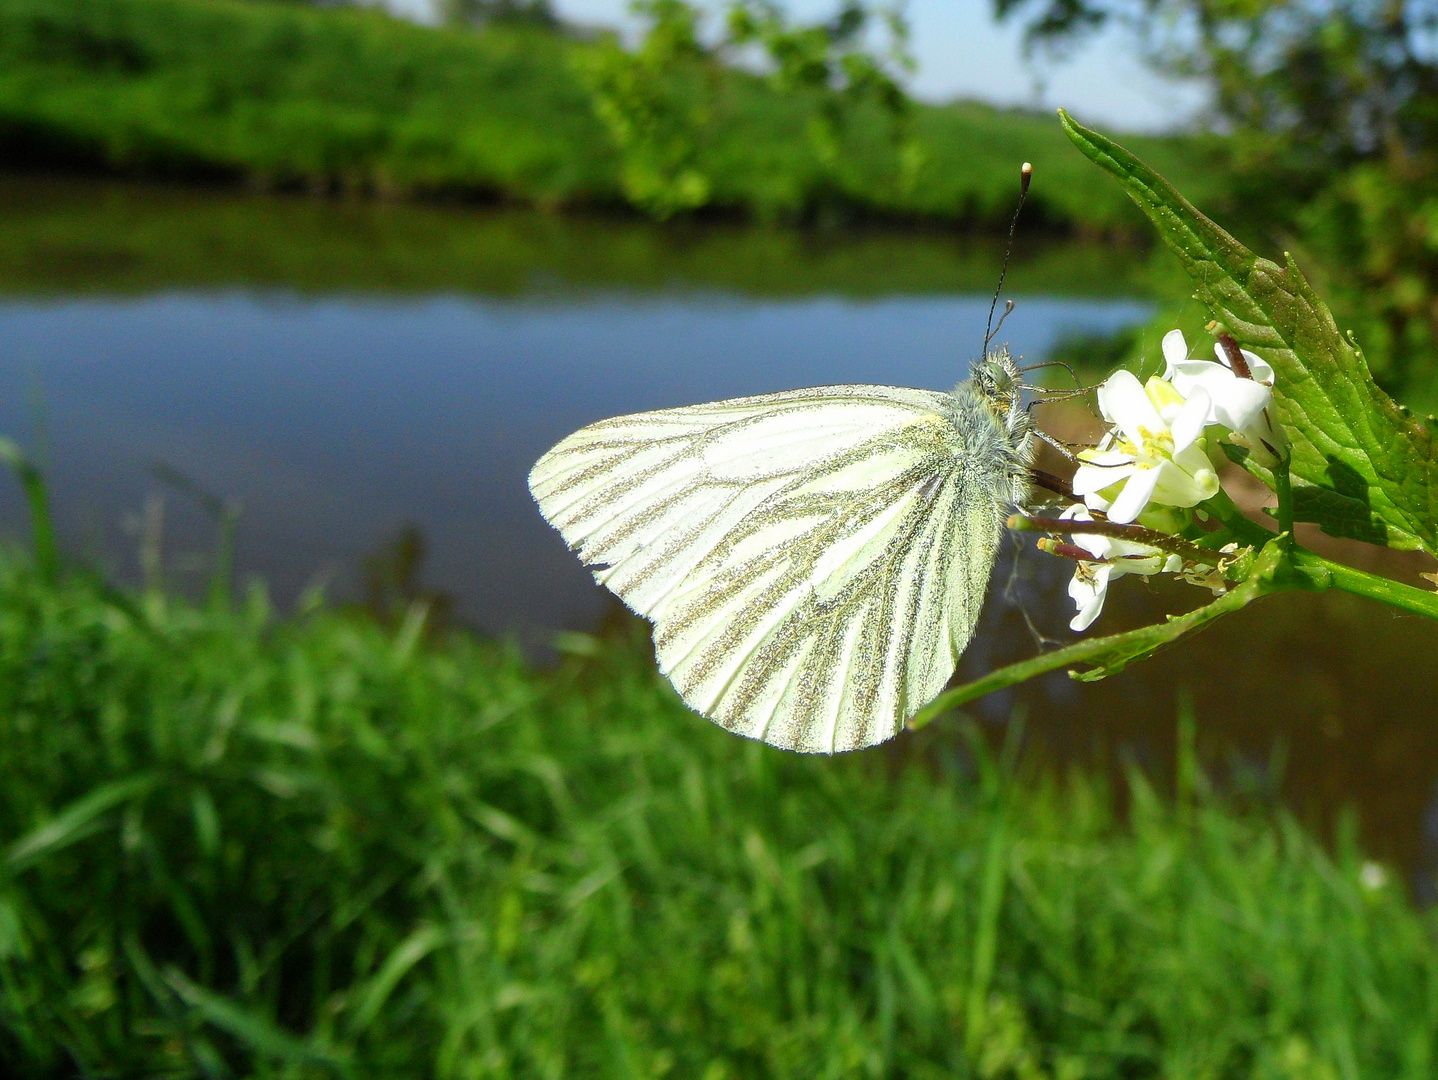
[0,530,1434,1074]
[0,0,1229,232]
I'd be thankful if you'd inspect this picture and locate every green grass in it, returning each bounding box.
[0,528,1436,1076]
[0,0,1228,231]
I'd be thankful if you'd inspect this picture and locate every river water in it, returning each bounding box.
[3,176,1438,878]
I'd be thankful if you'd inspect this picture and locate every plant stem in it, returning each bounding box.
[1010,514,1223,567]
[1204,483,1438,618]
[1272,458,1294,536]
[1289,548,1438,621]
[909,543,1288,729]
[913,534,1438,724]
[1215,331,1254,380]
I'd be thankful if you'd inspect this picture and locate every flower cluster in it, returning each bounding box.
[1057,329,1287,631]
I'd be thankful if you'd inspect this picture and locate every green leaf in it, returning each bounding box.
[909,542,1287,728]
[1220,443,1389,544]
[1059,109,1438,554]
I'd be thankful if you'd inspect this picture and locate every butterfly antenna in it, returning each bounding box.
[992,299,1016,341]
[983,162,1032,356]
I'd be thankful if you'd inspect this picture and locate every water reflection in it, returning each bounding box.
[0,174,1155,299]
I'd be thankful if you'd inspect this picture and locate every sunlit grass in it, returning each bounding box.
[0,535,1434,1075]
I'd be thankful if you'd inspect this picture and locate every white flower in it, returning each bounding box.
[1051,329,1290,629]
[1062,506,1182,631]
[1067,560,1113,633]
[1161,329,1288,467]
[1071,370,1220,524]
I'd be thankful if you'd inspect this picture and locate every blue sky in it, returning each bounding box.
[386,0,1207,132]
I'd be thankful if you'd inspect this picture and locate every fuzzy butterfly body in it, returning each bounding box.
[529,350,1034,753]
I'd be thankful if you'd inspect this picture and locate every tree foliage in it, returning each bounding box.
[576,0,919,218]
[997,0,1438,399]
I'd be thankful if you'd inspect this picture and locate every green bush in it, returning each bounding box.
[0,0,1224,230]
[0,546,1435,1076]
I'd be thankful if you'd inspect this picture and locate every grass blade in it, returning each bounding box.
[8,773,159,871]
[164,966,348,1072]
[0,437,57,583]
[347,924,445,1035]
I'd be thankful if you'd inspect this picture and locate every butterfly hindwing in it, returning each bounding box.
[529,384,1005,752]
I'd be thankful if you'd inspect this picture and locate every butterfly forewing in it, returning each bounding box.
[529,385,1005,753]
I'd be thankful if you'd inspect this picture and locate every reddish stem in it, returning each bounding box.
[1012,513,1223,567]
[1216,332,1254,381]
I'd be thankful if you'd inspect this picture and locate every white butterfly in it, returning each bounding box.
[529,351,1035,753]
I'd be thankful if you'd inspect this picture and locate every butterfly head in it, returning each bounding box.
[970,347,1031,443]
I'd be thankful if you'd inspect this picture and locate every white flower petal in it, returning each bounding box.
[1210,378,1271,432]
[1167,359,1232,402]
[1162,328,1189,377]
[1097,370,1163,445]
[1243,352,1275,385]
[1058,505,1113,559]
[1068,563,1111,632]
[1233,407,1289,467]
[1077,449,1134,468]
[1081,345,1271,520]
[1169,385,1212,451]
[1152,457,1218,507]
[1174,441,1217,477]
[1164,357,1277,448]
[1107,466,1161,524]
[1071,458,1133,497]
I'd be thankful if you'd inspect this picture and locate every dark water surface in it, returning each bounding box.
[3,177,1438,877]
